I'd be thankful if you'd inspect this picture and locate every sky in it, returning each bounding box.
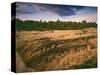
[16,2,97,22]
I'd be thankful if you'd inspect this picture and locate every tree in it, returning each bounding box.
[16,19,97,31]
[82,20,87,24]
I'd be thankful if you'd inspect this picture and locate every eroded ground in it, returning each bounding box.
[16,28,97,72]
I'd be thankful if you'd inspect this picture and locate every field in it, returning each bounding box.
[16,28,97,72]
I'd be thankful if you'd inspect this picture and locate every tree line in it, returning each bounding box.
[15,19,97,31]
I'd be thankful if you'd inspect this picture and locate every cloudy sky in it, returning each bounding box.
[16,2,97,22]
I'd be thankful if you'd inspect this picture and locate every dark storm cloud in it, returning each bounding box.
[45,5,85,16]
[16,2,85,16]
